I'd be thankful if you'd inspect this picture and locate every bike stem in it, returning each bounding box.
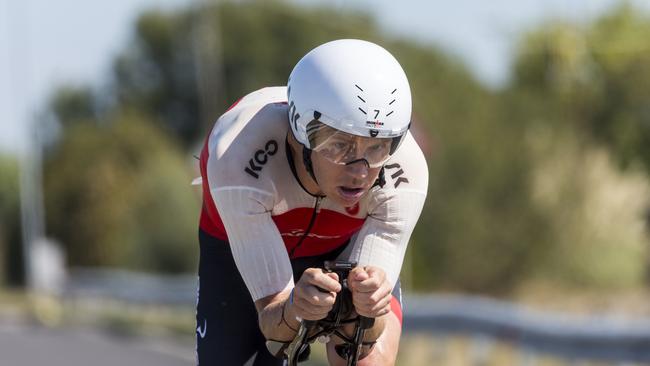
[348,316,375,365]
[286,320,317,366]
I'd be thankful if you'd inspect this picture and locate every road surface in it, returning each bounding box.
[0,322,194,366]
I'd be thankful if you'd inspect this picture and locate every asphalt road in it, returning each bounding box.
[0,322,194,366]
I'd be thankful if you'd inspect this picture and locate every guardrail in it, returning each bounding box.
[64,268,650,363]
[65,268,195,305]
[404,295,650,363]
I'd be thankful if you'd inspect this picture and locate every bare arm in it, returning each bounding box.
[255,289,300,342]
[255,268,341,341]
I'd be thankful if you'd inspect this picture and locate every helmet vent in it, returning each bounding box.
[391,88,397,94]
[355,84,364,92]
[358,107,367,115]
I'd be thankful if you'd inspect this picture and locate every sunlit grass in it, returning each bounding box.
[2,288,650,365]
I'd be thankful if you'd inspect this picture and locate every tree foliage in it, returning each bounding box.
[44,114,199,273]
[511,4,650,172]
[505,4,650,289]
[40,1,650,292]
[111,0,381,148]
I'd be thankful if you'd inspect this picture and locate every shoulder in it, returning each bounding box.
[209,86,288,155]
[362,132,428,219]
[378,132,428,193]
[204,87,290,190]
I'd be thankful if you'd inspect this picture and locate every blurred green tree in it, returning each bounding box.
[112,0,380,148]
[43,0,650,293]
[43,0,559,290]
[44,113,199,273]
[408,72,553,293]
[511,4,650,173]
[50,85,98,129]
[507,3,650,289]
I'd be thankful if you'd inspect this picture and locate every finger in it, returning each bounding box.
[357,299,392,318]
[352,290,372,305]
[350,267,369,282]
[355,277,382,292]
[325,272,339,283]
[367,285,392,304]
[294,287,335,310]
[295,298,333,315]
[364,266,386,282]
[380,303,393,316]
[367,304,392,318]
[357,267,387,289]
[354,304,376,318]
[302,285,337,307]
[347,268,368,292]
[351,291,375,312]
[293,300,330,319]
[353,288,391,312]
[369,296,392,314]
[304,269,341,292]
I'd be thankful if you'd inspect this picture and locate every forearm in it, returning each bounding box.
[257,293,301,341]
[363,313,387,342]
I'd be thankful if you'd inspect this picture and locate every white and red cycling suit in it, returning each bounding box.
[195,86,427,365]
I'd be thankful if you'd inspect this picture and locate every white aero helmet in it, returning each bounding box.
[288,39,412,167]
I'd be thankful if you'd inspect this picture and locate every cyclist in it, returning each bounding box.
[196,39,428,365]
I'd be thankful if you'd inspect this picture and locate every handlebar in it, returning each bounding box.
[284,261,376,366]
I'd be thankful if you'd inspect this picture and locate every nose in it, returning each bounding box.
[344,159,369,178]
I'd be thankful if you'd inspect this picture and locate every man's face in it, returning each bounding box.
[311,151,382,207]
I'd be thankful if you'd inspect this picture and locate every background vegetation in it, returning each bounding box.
[2,0,649,299]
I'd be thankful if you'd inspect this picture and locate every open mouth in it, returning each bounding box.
[337,186,365,201]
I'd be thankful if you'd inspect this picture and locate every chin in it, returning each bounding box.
[331,189,366,208]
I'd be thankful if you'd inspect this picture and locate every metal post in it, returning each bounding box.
[7,0,41,291]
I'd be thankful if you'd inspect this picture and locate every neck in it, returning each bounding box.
[287,131,323,196]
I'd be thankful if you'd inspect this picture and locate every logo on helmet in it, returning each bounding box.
[289,101,300,131]
[366,120,384,128]
[369,129,379,137]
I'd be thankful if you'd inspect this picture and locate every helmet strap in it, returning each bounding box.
[302,146,318,184]
[372,167,386,189]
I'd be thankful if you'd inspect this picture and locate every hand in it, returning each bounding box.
[348,266,392,318]
[288,268,341,321]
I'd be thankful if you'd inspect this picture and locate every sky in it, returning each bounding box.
[1,0,648,155]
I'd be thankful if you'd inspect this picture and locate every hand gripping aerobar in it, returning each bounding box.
[266,261,376,366]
